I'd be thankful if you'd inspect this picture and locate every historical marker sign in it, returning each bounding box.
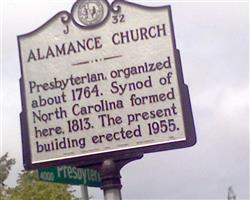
[18,0,196,170]
[38,166,101,187]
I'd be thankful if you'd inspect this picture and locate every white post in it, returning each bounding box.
[103,187,122,200]
[81,185,89,200]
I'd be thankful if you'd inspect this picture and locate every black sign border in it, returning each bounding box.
[18,0,196,170]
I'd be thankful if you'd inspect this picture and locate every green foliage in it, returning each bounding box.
[0,153,16,184]
[0,153,16,199]
[0,153,82,200]
[7,170,75,200]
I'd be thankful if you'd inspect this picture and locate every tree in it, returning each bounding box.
[7,170,77,200]
[0,153,16,199]
[0,153,16,185]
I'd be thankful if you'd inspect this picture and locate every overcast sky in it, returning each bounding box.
[1,0,249,199]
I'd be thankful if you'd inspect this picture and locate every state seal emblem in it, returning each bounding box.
[78,0,104,25]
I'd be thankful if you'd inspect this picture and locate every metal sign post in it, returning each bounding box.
[81,185,89,200]
[77,154,143,200]
[100,154,143,200]
[101,159,122,200]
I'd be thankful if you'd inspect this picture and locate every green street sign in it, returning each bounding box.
[38,166,101,187]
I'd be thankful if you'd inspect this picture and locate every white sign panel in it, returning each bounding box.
[18,0,196,169]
